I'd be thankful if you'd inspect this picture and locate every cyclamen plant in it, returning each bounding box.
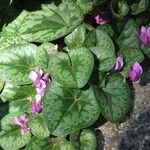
[0,0,150,150]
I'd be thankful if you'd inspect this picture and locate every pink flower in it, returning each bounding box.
[114,56,124,71]
[95,15,109,25]
[128,62,143,82]
[29,68,43,86]
[29,68,51,114]
[32,101,43,114]
[13,115,30,134]
[140,26,150,45]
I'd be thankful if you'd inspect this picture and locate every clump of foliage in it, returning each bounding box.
[0,0,150,149]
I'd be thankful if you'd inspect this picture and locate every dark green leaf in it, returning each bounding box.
[117,19,144,77]
[97,24,115,38]
[70,130,80,149]
[43,82,100,136]
[0,44,38,85]
[80,129,97,150]
[93,74,131,122]
[131,0,149,15]
[85,29,116,72]
[141,46,150,58]
[48,47,94,88]
[110,0,129,19]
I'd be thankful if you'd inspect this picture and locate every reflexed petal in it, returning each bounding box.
[141,26,147,33]
[29,71,38,82]
[35,68,43,78]
[13,117,23,127]
[32,101,43,114]
[20,115,29,123]
[95,15,100,24]
[35,94,42,102]
[114,56,124,71]
[147,27,150,40]
[128,69,137,82]
[140,32,148,45]
[42,73,50,82]
[133,62,143,76]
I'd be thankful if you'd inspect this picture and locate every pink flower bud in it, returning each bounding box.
[128,62,143,82]
[140,26,150,45]
[114,56,124,71]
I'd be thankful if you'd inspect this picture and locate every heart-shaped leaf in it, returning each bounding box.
[35,42,57,72]
[48,48,94,88]
[0,127,31,150]
[80,129,97,150]
[2,2,84,42]
[93,74,131,122]
[117,19,144,77]
[0,43,38,85]
[43,82,100,136]
[28,114,50,140]
[85,29,116,72]
[65,25,86,49]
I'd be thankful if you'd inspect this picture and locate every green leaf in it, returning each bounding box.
[80,129,97,150]
[2,2,84,42]
[131,0,149,15]
[28,114,50,140]
[85,29,116,72]
[0,83,35,104]
[141,46,150,58]
[43,82,100,136]
[70,130,80,149]
[0,36,27,50]
[26,136,75,150]
[0,43,38,85]
[52,141,75,150]
[93,74,131,122]
[25,136,48,150]
[48,47,94,88]
[65,25,86,49]
[97,24,115,38]
[117,19,140,50]
[117,19,144,77]
[110,0,129,19]
[0,127,31,150]
[35,42,57,72]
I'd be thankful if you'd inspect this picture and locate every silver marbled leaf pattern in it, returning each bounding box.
[0,44,38,85]
[2,2,84,43]
[93,74,131,122]
[43,82,100,136]
[48,47,94,88]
